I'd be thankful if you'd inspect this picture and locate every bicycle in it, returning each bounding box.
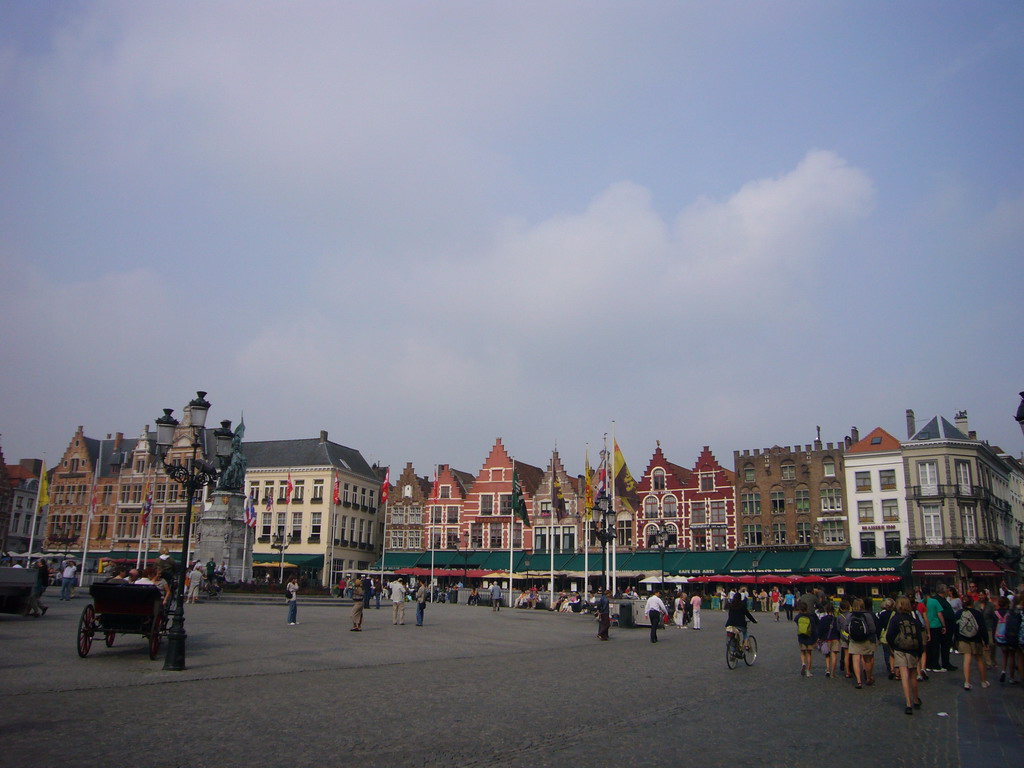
[725,626,758,669]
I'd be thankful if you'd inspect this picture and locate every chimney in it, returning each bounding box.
[955,410,969,436]
[114,432,123,450]
[851,426,859,443]
[320,430,328,444]
[906,410,915,439]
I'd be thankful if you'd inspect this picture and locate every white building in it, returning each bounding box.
[844,427,909,560]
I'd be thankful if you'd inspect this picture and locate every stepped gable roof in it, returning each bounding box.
[909,416,970,443]
[846,427,901,454]
[244,438,377,480]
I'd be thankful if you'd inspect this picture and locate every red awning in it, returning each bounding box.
[961,560,1003,575]
[911,559,957,575]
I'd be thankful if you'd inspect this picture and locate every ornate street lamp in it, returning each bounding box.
[654,523,668,593]
[1015,391,1024,438]
[154,391,233,671]
[271,531,290,583]
[592,493,616,592]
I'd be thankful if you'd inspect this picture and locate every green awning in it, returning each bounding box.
[674,550,737,575]
[726,550,766,573]
[516,553,576,572]
[842,557,908,574]
[755,550,813,574]
[802,547,850,574]
[370,553,424,571]
[479,551,529,572]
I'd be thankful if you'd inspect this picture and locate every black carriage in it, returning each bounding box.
[77,583,167,660]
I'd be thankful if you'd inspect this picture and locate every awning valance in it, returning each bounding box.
[911,559,957,575]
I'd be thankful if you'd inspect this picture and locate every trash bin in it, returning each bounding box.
[449,590,458,604]
[617,601,634,628]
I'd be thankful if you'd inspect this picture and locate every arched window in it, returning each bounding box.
[665,522,679,546]
[653,468,666,491]
[663,495,678,517]
[644,496,658,517]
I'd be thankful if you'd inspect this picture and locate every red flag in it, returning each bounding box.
[431,470,439,502]
[380,467,390,505]
[332,474,340,505]
[284,472,293,505]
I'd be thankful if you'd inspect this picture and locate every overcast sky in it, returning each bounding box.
[2,2,1022,479]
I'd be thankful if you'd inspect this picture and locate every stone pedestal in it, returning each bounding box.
[196,491,253,583]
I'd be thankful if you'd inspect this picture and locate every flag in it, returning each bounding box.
[595,449,608,499]
[142,483,153,525]
[38,464,49,510]
[332,474,340,505]
[284,472,293,505]
[431,469,439,502]
[265,491,273,512]
[583,448,594,521]
[380,467,390,505]
[511,468,530,527]
[552,472,565,517]
[245,492,257,528]
[613,440,638,514]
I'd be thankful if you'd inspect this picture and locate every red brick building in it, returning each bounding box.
[385,462,432,552]
[461,439,543,551]
[425,463,475,549]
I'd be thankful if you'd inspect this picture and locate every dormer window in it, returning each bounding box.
[653,469,666,491]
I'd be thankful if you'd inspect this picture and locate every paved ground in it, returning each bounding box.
[1,596,1021,768]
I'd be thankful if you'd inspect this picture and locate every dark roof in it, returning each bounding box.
[451,469,476,494]
[243,438,377,480]
[909,416,970,442]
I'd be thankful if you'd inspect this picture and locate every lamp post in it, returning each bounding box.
[49,523,78,558]
[154,392,233,671]
[1015,391,1024,438]
[592,493,616,592]
[271,532,290,583]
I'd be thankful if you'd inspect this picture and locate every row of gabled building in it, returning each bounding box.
[4,403,1023,590]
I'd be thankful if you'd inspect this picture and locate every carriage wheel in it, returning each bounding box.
[77,605,96,658]
[105,632,116,647]
[148,612,164,660]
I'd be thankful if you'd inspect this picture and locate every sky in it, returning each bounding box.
[2,2,1023,480]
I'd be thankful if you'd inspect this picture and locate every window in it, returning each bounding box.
[710,500,727,524]
[742,524,762,546]
[663,495,678,517]
[711,530,727,551]
[822,520,845,544]
[797,522,812,545]
[446,506,459,524]
[770,491,785,514]
[918,462,939,495]
[882,499,899,522]
[155,484,166,504]
[292,480,304,502]
[961,505,977,544]
[276,512,286,535]
[772,522,786,544]
[692,531,708,551]
[120,485,131,504]
[820,488,843,514]
[311,511,322,538]
[480,494,493,515]
[499,494,512,515]
[691,501,706,525]
[445,529,459,549]
[857,501,874,523]
[312,480,324,501]
[440,485,451,499]
[795,489,810,513]
[489,524,502,548]
[390,508,406,525]
[390,530,404,549]
[652,469,666,491]
[743,466,755,483]
[781,463,795,481]
[860,532,877,557]
[823,460,836,477]
[470,524,483,549]
[644,496,658,517]
[740,493,760,516]
[884,531,902,556]
[261,513,272,537]
[134,459,145,474]
[408,504,422,524]
[855,472,871,492]
[700,474,714,492]
[922,504,942,544]
[879,469,896,491]
[955,461,973,494]
[431,506,442,524]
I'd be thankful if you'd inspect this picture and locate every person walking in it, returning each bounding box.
[389,577,407,625]
[490,581,503,611]
[595,587,611,640]
[770,588,781,622]
[59,559,77,601]
[955,593,988,690]
[690,592,702,630]
[286,575,300,625]
[887,596,924,715]
[415,578,427,626]
[27,558,50,617]
[784,589,795,621]
[673,592,686,628]
[795,603,817,677]
[847,597,878,689]
[187,562,205,604]
[645,590,669,643]
[350,575,364,631]
[924,587,946,672]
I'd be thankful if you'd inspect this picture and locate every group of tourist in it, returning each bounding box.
[784,581,1024,715]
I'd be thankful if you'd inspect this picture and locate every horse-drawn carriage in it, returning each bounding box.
[77,583,168,660]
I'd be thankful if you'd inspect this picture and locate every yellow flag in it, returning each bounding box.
[38,463,49,508]
[583,449,593,521]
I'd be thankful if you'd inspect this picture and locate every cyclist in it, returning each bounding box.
[725,592,757,649]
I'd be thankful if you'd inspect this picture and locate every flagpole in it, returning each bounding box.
[78,455,101,587]
[378,467,390,587]
[28,456,46,558]
[509,458,515,608]
[611,422,617,596]
[583,444,589,596]
[548,456,555,608]
[430,465,437,602]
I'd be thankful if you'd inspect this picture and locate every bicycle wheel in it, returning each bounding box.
[725,637,738,669]
[744,635,758,666]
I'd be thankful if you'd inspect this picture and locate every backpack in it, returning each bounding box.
[892,614,921,653]
[818,614,837,641]
[848,613,870,642]
[956,609,980,641]
[796,613,813,639]
[1006,610,1022,649]
[994,611,1008,645]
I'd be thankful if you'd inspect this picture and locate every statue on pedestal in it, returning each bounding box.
[217,419,247,492]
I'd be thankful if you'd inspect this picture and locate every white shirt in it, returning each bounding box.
[63,564,77,579]
[389,581,407,602]
[645,595,668,615]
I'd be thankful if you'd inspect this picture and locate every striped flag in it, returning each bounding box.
[332,474,340,505]
[380,467,390,505]
[245,492,258,528]
[142,483,153,525]
[284,472,293,505]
